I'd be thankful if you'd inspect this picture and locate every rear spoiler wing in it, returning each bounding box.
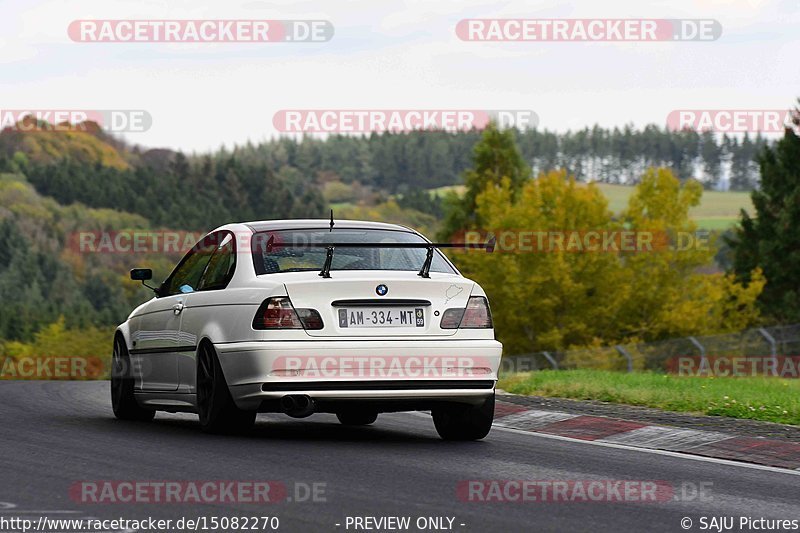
[261,236,496,278]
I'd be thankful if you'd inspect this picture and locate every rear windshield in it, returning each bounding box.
[251,229,457,275]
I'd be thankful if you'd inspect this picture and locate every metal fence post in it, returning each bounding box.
[615,345,633,373]
[758,327,778,369]
[541,351,559,370]
[688,336,706,370]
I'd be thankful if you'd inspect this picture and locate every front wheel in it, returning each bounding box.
[432,394,494,441]
[110,336,155,421]
[196,343,256,434]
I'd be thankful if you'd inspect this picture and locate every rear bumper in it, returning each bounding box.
[214,339,502,410]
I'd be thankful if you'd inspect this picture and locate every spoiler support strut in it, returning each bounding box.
[263,238,496,278]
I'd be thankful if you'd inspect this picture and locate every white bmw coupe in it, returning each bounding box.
[112,219,502,440]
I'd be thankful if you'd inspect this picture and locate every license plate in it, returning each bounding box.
[338,307,424,328]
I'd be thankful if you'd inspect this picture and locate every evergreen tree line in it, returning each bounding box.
[14,153,327,230]
[224,126,769,193]
[0,124,772,235]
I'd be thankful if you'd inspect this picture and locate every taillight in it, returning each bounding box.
[440,308,464,329]
[462,296,493,328]
[440,296,493,329]
[296,308,324,329]
[253,297,324,330]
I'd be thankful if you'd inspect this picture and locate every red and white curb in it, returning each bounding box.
[494,402,800,470]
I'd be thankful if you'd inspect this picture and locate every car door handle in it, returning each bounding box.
[172,303,184,315]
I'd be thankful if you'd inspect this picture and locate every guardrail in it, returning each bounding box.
[500,323,800,374]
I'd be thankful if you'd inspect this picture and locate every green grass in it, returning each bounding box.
[594,184,752,230]
[430,185,466,198]
[429,183,753,230]
[687,189,753,218]
[691,217,743,231]
[499,370,800,425]
[592,183,632,213]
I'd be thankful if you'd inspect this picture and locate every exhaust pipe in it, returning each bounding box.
[280,394,316,418]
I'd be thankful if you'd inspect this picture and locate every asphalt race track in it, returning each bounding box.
[0,381,798,533]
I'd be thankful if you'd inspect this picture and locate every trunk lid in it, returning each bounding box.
[283,271,472,337]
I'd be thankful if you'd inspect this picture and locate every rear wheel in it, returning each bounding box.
[196,343,256,434]
[336,410,378,426]
[110,336,155,421]
[432,394,494,441]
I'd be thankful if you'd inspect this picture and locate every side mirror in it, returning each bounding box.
[130,268,153,281]
[130,268,159,294]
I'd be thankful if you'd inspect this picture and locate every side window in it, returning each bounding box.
[161,234,220,297]
[198,233,235,291]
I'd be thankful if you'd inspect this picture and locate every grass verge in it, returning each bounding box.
[498,370,800,426]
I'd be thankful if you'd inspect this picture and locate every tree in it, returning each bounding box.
[397,189,443,217]
[619,169,763,338]
[729,133,761,191]
[455,170,627,353]
[439,123,531,239]
[728,105,800,321]
[454,167,763,354]
[700,131,722,189]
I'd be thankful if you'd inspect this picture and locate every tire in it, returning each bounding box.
[432,394,494,441]
[336,410,378,426]
[111,336,155,421]
[196,342,256,434]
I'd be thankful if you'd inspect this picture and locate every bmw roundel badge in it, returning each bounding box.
[376,284,388,296]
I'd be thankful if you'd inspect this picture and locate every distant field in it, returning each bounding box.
[430,183,753,230]
[596,184,753,227]
[430,185,466,197]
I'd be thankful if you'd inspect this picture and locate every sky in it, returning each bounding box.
[0,0,798,153]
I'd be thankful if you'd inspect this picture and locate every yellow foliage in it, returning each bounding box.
[3,317,114,379]
[454,168,764,355]
[16,131,129,170]
[337,200,439,236]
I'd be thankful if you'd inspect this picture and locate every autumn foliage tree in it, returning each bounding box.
[439,123,531,239]
[451,164,764,354]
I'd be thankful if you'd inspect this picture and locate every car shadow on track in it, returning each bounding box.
[86,412,475,445]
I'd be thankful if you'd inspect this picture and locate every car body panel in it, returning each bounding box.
[128,294,185,391]
[216,338,502,410]
[117,219,502,413]
[282,270,472,337]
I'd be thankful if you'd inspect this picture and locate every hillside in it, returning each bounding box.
[0,120,764,354]
[0,121,327,230]
[0,172,159,343]
[0,118,131,170]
